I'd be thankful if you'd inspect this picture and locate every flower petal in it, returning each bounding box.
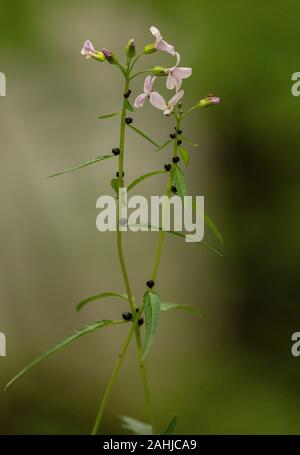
[150,26,162,43]
[172,67,192,80]
[81,40,95,56]
[134,93,147,108]
[211,96,220,104]
[168,89,184,108]
[166,74,176,90]
[156,39,175,55]
[150,91,166,110]
[143,75,156,95]
[143,75,152,94]
[174,52,181,67]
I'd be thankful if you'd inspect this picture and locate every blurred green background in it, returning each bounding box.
[1,0,300,435]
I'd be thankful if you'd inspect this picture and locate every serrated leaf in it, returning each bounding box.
[97,112,121,120]
[171,165,187,200]
[111,178,121,196]
[142,291,161,361]
[119,415,153,435]
[127,170,167,192]
[125,98,134,112]
[47,155,114,178]
[76,292,128,312]
[179,145,190,166]
[128,125,160,147]
[163,416,178,435]
[155,139,173,152]
[161,303,203,314]
[4,320,120,390]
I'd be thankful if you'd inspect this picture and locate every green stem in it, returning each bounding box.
[181,104,198,120]
[129,69,152,81]
[91,64,156,435]
[151,118,180,282]
[134,321,157,432]
[91,308,144,435]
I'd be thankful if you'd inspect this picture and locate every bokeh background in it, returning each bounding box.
[1,0,300,435]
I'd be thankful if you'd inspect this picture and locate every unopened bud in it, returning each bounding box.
[102,48,119,64]
[151,66,168,76]
[198,95,220,108]
[92,51,105,62]
[143,43,157,54]
[125,38,136,58]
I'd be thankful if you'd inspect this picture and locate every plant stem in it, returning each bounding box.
[91,308,144,435]
[91,66,156,435]
[117,71,156,433]
[134,320,157,433]
[151,118,180,282]
[181,104,198,120]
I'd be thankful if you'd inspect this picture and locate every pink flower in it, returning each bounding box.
[198,95,221,108]
[150,26,175,55]
[210,96,220,105]
[150,90,184,115]
[81,40,105,62]
[166,52,192,92]
[81,40,96,59]
[134,76,156,108]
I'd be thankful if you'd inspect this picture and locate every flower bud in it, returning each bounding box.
[151,66,168,76]
[198,95,220,108]
[102,48,119,64]
[125,38,136,58]
[92,51,105,62]
[143,43,157,54]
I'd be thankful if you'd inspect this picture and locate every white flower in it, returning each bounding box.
[166,52,192,92]
[134,76,156,108]
[81,40,96,59]
[150,90,184,115]
[150,26,175,55]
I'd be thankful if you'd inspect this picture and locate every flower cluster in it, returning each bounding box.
[81,26,193,116]
[134,27,192,115]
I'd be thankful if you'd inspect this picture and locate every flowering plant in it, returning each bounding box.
[5,26,222,435]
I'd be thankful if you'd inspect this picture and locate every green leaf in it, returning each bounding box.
[111,178,121,196]
[127,170,167,192]
[204,212,224,246]
[179,145,190,166]
[167,229,223,256]
[76,292,128,312]
[161,303,203,314]
[171,165,187,200]
[142,291,161,361]
[163,416,178,435]
[128,125,160,147]
[182,135,198,147]
[119,416,153,435]
[125,98,134,112]
[128,223,223,257]
[97,112,121,120]
[4,320,120,390]
[191,200,224,246]
[46,155,114,178]
[155,139,173,152]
